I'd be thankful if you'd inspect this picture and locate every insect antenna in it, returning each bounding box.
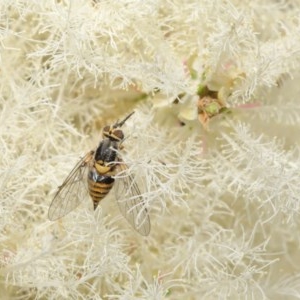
[114,111,135,128]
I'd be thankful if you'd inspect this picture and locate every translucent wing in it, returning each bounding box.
[48,151,94,220]
[114,163,151,236]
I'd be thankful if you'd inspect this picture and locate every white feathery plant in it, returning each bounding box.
[1,0,300,299]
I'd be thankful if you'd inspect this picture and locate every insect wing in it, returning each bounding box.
[114,163,151,236]
[48,151,93,220]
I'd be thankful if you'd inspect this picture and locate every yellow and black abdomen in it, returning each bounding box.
[88,169,115,210]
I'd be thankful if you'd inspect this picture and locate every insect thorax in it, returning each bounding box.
[94,138,118,174]
[95,139,118,162]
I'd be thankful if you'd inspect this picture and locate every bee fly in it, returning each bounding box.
[48,112,150,236]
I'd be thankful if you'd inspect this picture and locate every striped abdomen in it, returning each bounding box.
[88,169,115,210]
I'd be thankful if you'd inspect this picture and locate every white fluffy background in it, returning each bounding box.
[1,1,300,299]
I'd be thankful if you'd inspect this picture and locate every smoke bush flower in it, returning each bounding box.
[1,0,300,299]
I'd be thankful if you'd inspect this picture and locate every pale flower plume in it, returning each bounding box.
[1,0,300,299]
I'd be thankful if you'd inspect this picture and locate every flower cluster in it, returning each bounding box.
[1,0,300,299]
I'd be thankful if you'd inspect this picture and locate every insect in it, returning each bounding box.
[48,112,150,236]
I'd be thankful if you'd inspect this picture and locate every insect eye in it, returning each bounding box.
[103,125,110,136]
[112,129,124,141]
